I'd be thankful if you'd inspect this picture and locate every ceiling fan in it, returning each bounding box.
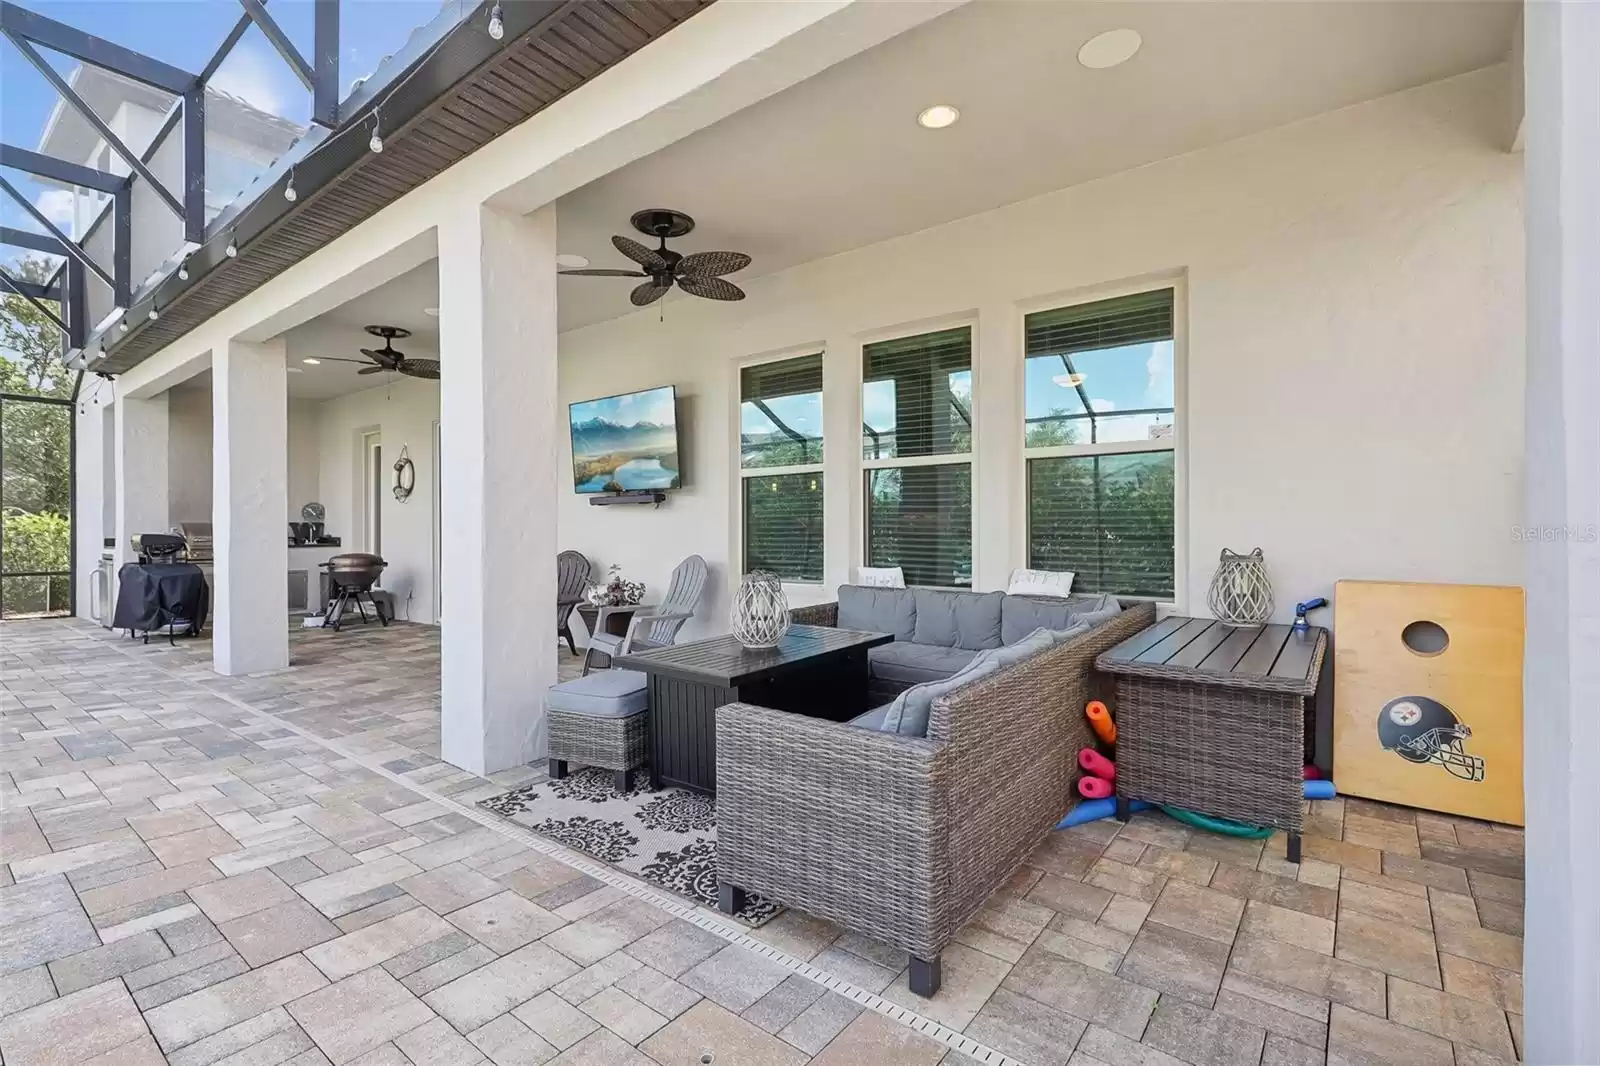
[561,209,751,307]
[320,325,440,380]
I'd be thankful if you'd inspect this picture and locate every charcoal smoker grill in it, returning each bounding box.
[321,554,389,631]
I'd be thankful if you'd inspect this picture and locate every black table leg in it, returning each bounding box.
[1116,795,1131,822]
[1287,832,1302,864]
[718,883,746,915]
[548,759,567,779]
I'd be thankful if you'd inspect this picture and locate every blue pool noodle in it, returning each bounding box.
[1304,779,1337,801]
[1056,797,1154,829]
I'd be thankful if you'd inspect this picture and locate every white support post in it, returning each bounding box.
[438,202,560,776]
[1523,2,1600,1062]
[113,391,169,570]
[212,338,289,676]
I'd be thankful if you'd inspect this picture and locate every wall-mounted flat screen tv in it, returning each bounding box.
[569,385,682,494]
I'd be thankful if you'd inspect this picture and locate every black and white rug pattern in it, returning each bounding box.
[478,768,782,926]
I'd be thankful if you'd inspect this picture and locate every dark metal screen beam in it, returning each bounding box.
[0,268,69,334]
[0,3,196,94]
[3,33,186,219]
[182,89,206,244]
[238,0,313,89]
[200,13,254,83]
[66,257,86,349]
[1,277,61,300]
[0,144,125,194]
[113,184,131,308]
[312,0,339,127]
[0,175,115,289]
[0,226,64,256]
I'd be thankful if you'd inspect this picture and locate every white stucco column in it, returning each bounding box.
[437,202,560,775]
[113,391,169,570]
[1523,2,1600,1062]
[212,338,289,676]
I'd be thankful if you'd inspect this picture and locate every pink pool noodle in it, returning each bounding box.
[1077,776,1115,800]
[1078,748,1117,782]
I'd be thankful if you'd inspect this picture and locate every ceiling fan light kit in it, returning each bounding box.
[560,208,752,308]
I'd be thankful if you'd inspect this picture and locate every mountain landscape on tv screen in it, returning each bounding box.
[570,415,680,492]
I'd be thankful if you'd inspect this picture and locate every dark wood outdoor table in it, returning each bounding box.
[1096,616,1328,862]
[615,625,893,794]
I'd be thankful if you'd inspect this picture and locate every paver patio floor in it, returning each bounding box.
[1,617,1524,1065]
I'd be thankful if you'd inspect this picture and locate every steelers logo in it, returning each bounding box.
[1387,701,1423,727]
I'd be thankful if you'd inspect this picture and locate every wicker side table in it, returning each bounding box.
[1096,616,1327,863]
[546,672,650,793]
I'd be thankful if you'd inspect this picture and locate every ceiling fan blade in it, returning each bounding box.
[677,275,745,302]
[399,359,441,380]
[678,251,751,277]
[319,357,371,364]
[560,268,648,277]
[358,365,387,375]
[612,235,669,272]
[630,280,671,307]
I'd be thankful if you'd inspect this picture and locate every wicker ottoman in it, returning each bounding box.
[546,670,649,793]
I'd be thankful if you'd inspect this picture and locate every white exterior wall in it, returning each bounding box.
[552,67,1523,636]
[313,375,440,623]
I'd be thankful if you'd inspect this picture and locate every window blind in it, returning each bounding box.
[865,464,973,588]
[743,472,823,582]
[741,353,823,468]
[1028,452,1175,598]
[862,327,972,459]
[1025,289,1174,359]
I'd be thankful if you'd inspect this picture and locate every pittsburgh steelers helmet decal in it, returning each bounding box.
[1376,696,1484,782]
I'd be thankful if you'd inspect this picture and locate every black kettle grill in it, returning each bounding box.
[321,553,389,631]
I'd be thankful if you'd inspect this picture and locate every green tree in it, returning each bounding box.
[2,254,77,616]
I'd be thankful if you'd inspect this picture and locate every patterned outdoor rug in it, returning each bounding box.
[478,768,782,926]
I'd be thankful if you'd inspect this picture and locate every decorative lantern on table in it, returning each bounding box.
[1207,547,1274,625]
[730,571,791,649]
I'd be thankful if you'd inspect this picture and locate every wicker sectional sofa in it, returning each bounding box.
[715,591,1155,996]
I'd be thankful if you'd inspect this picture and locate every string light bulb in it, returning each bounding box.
[369,113,384,154]
[488,2,504,39]
[225,235,238,258]
[147,305,159,322]
[177,258,189,281]
[284,170,297,202]
[119,319,129,333]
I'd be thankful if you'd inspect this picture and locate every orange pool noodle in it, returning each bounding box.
[1086,701,1117,746]
[1078,748,1116,782]
[1078,776,1114,800]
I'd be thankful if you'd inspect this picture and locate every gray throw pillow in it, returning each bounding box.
[912,589,1004,650]
[880,651,1001,738]
[1000,595,1076,645]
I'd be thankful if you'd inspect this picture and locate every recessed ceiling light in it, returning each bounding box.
[556,253,589,269]
[423,307,440,317]
[916,104,960,130]
[302,358,322,365]
[1078,28,1142,69]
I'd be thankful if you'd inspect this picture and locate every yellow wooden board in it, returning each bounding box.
[1333,580,1524,826]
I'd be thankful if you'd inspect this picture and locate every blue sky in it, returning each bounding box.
[571,385,677,429]
[1,0,445,257]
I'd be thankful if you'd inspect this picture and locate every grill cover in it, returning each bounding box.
[112,563,210,636]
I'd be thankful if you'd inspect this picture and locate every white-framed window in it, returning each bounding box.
[1023,288,1177,598]
[739,352,824,582]
[861,325,973,588]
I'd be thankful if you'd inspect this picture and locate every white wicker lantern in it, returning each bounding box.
[730,571,791,649]
[1207,547,1274,625]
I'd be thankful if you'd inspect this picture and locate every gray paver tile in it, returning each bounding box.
[46,928,170,994]
[145,954,330,1052]
[221,898,342,967]
[290,968,437,1065]
[423,941,578,1033]
[0,978,149,1066]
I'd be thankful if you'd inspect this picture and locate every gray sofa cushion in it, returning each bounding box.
[911,589,1004,650]
[837,585,917,641]
[1001,592,1123,644]
[546,670,648,718]
[989,626,1056,668]
[850,704,892,732]
[881,653,1002,738]
[868,643,978,686]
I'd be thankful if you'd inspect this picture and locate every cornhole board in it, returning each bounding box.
[1333,580,1524,826]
